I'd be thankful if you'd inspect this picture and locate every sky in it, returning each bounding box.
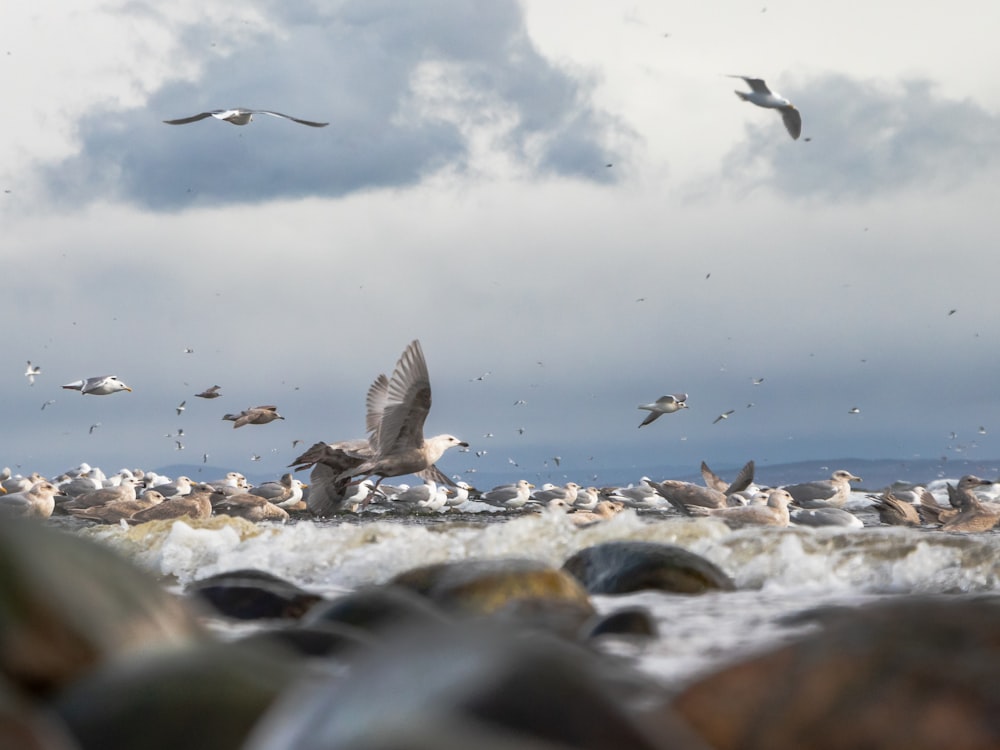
[3,0,1000,486]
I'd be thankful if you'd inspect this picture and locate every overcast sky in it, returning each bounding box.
[3,0,999,485]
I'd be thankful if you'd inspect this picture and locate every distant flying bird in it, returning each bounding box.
[637,393,689,427]
[163,109,329,127]
[176,400,186,416]
[470,371,491,382]
[752,377,765,385]
[40,400,55,411]
[713,409,736,424]
[24,361,41,386]
[175,441,184,451]
[89,423,100,435]
[183,347,194,354]
[948,309,957,316]
[730,75,801,140]
[224,405,284,428]
[849,407,861,414]
[513,399,527,405]
[195,385,222,399]
[61,375,133,396]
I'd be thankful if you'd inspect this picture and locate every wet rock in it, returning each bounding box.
[389,558,595,617]
[563,541,735,595]
[236,621,376,658]
[186,569,323,620]
[671,596,1000,750]
[586,606,659,639]
[245,623,710,750]
[52,640,301,750]
[303,584,452,634]
[0,518,202,698]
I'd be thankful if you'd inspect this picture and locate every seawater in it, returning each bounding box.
[77,493,1000,688]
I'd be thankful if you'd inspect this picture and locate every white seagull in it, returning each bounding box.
[637,393,689,427]
[730,75,802,140]
[163,109,329,127]
[24,361,41,386]
[61,375,133,396]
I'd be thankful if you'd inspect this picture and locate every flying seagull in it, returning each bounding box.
[223,405,284,429]
[289,339,468,515]
[730,75,801,140]
[195,385,222,399]
[24,361,41,386]
[637,393,689,427]
[713,409,736,424]
[176,400,186,416]
[163,109,329,127]
[61,375,133,396]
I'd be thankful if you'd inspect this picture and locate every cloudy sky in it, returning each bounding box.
[3,0,999,486]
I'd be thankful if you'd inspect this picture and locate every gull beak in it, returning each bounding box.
[458,441,469,448]
[124,387,133,392]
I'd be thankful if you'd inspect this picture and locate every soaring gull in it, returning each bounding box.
[163,109,329,127]
[290,340,468,515]
[61,375,132,396]
[730,75,802,140]
[637,393,688,427]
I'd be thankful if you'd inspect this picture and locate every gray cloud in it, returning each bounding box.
[38,0,630,210]
[721,74,1000,200]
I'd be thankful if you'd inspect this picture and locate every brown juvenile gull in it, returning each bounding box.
[637,393,688,427]
[730,75,802,140]
[920,476,999,532]
[129,490,213,523]
[679,489,794,527]
[61,375,133,395]
[289,340,467,515]
[164,109,328,127]
[649,479,730,510]
[225,405,284,428]
[67,491,166,524]
[195,385,223,399]
[782,470,862,509]
[869,490,922,527]
[212,493,289,523]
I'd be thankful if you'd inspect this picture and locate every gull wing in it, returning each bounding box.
[416,464,457,487]
[728,75,771,94]
[372,340,432,457]
[728,460,756,493]
[780,106,802,139]
[163,112,215,125]
[256,111,329,127]
[365,374,390,443]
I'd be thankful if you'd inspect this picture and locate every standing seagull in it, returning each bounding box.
[24,361,41,386]
[637,393,688,427]
[730,76,802,140]
[61,375,132,395]
[289,340,468,513]
[163,109,328,127]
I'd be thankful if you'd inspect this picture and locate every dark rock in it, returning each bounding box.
[563,541,735,595]
[671,596,1000,749]
[586,606,659,639]
[302,584,451,634]
[236,622,376,658]
[187,569,323,620]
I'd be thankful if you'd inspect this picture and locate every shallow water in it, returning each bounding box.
[75,493,1000,688]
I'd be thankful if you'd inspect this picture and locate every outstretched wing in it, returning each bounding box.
[373,340,432,457]
[780,106,802,140]
[257,111,329,127]
[163,112,215,125]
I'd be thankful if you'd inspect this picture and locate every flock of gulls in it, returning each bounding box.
[6,341,999,532]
